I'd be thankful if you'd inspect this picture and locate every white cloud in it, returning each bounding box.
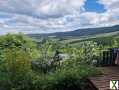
[0,0,87,34]
[0,0,86,18]
[98,0,119,18]
[0,0,119,34]
[98,0,119,8]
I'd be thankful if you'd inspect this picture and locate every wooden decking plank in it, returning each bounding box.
[88,66,119,90]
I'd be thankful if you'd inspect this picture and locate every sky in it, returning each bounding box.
[0,0,119,34]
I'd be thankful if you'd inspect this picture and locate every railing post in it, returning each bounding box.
[99,48,118,66]
[107,51,110,65]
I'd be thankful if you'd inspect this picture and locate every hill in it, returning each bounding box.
[29,25,119,39]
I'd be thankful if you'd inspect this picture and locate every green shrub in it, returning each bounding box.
[0,34,38,90]
[32,65,100,90]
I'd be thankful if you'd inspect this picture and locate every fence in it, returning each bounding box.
[98,48,118,66]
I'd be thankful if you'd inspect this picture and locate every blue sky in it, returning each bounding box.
[85,0,106,13]
[0,0,119,34]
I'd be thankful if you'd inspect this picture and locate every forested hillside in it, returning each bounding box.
[29,25,119,39]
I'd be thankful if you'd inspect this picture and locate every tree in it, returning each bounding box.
[0,33,38,90]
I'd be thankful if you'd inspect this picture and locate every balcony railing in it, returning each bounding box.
[98,48,118,66]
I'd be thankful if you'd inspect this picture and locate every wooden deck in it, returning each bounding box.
[88,66,119,90]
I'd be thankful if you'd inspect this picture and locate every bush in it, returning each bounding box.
[0,33,39,59]
[31,65,100,90]
[0,34,38,90]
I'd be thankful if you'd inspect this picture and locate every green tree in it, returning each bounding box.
[0,33,38,90]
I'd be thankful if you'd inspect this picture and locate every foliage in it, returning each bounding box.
[37,38,65,61]
[0,33,109,90]
[32,65,100,90]
[31,39,102,90]
[57,41,101,65]
[0,34,39,90]
[33,39,67,73]
[0,33,39,59]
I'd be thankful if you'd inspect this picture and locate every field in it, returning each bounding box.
[30,30,119,47]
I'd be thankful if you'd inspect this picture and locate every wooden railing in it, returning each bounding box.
[98,48,118,66]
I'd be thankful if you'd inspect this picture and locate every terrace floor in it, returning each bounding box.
[88,66,119,90]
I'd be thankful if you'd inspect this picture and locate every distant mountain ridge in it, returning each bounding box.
[29,25,119,38]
